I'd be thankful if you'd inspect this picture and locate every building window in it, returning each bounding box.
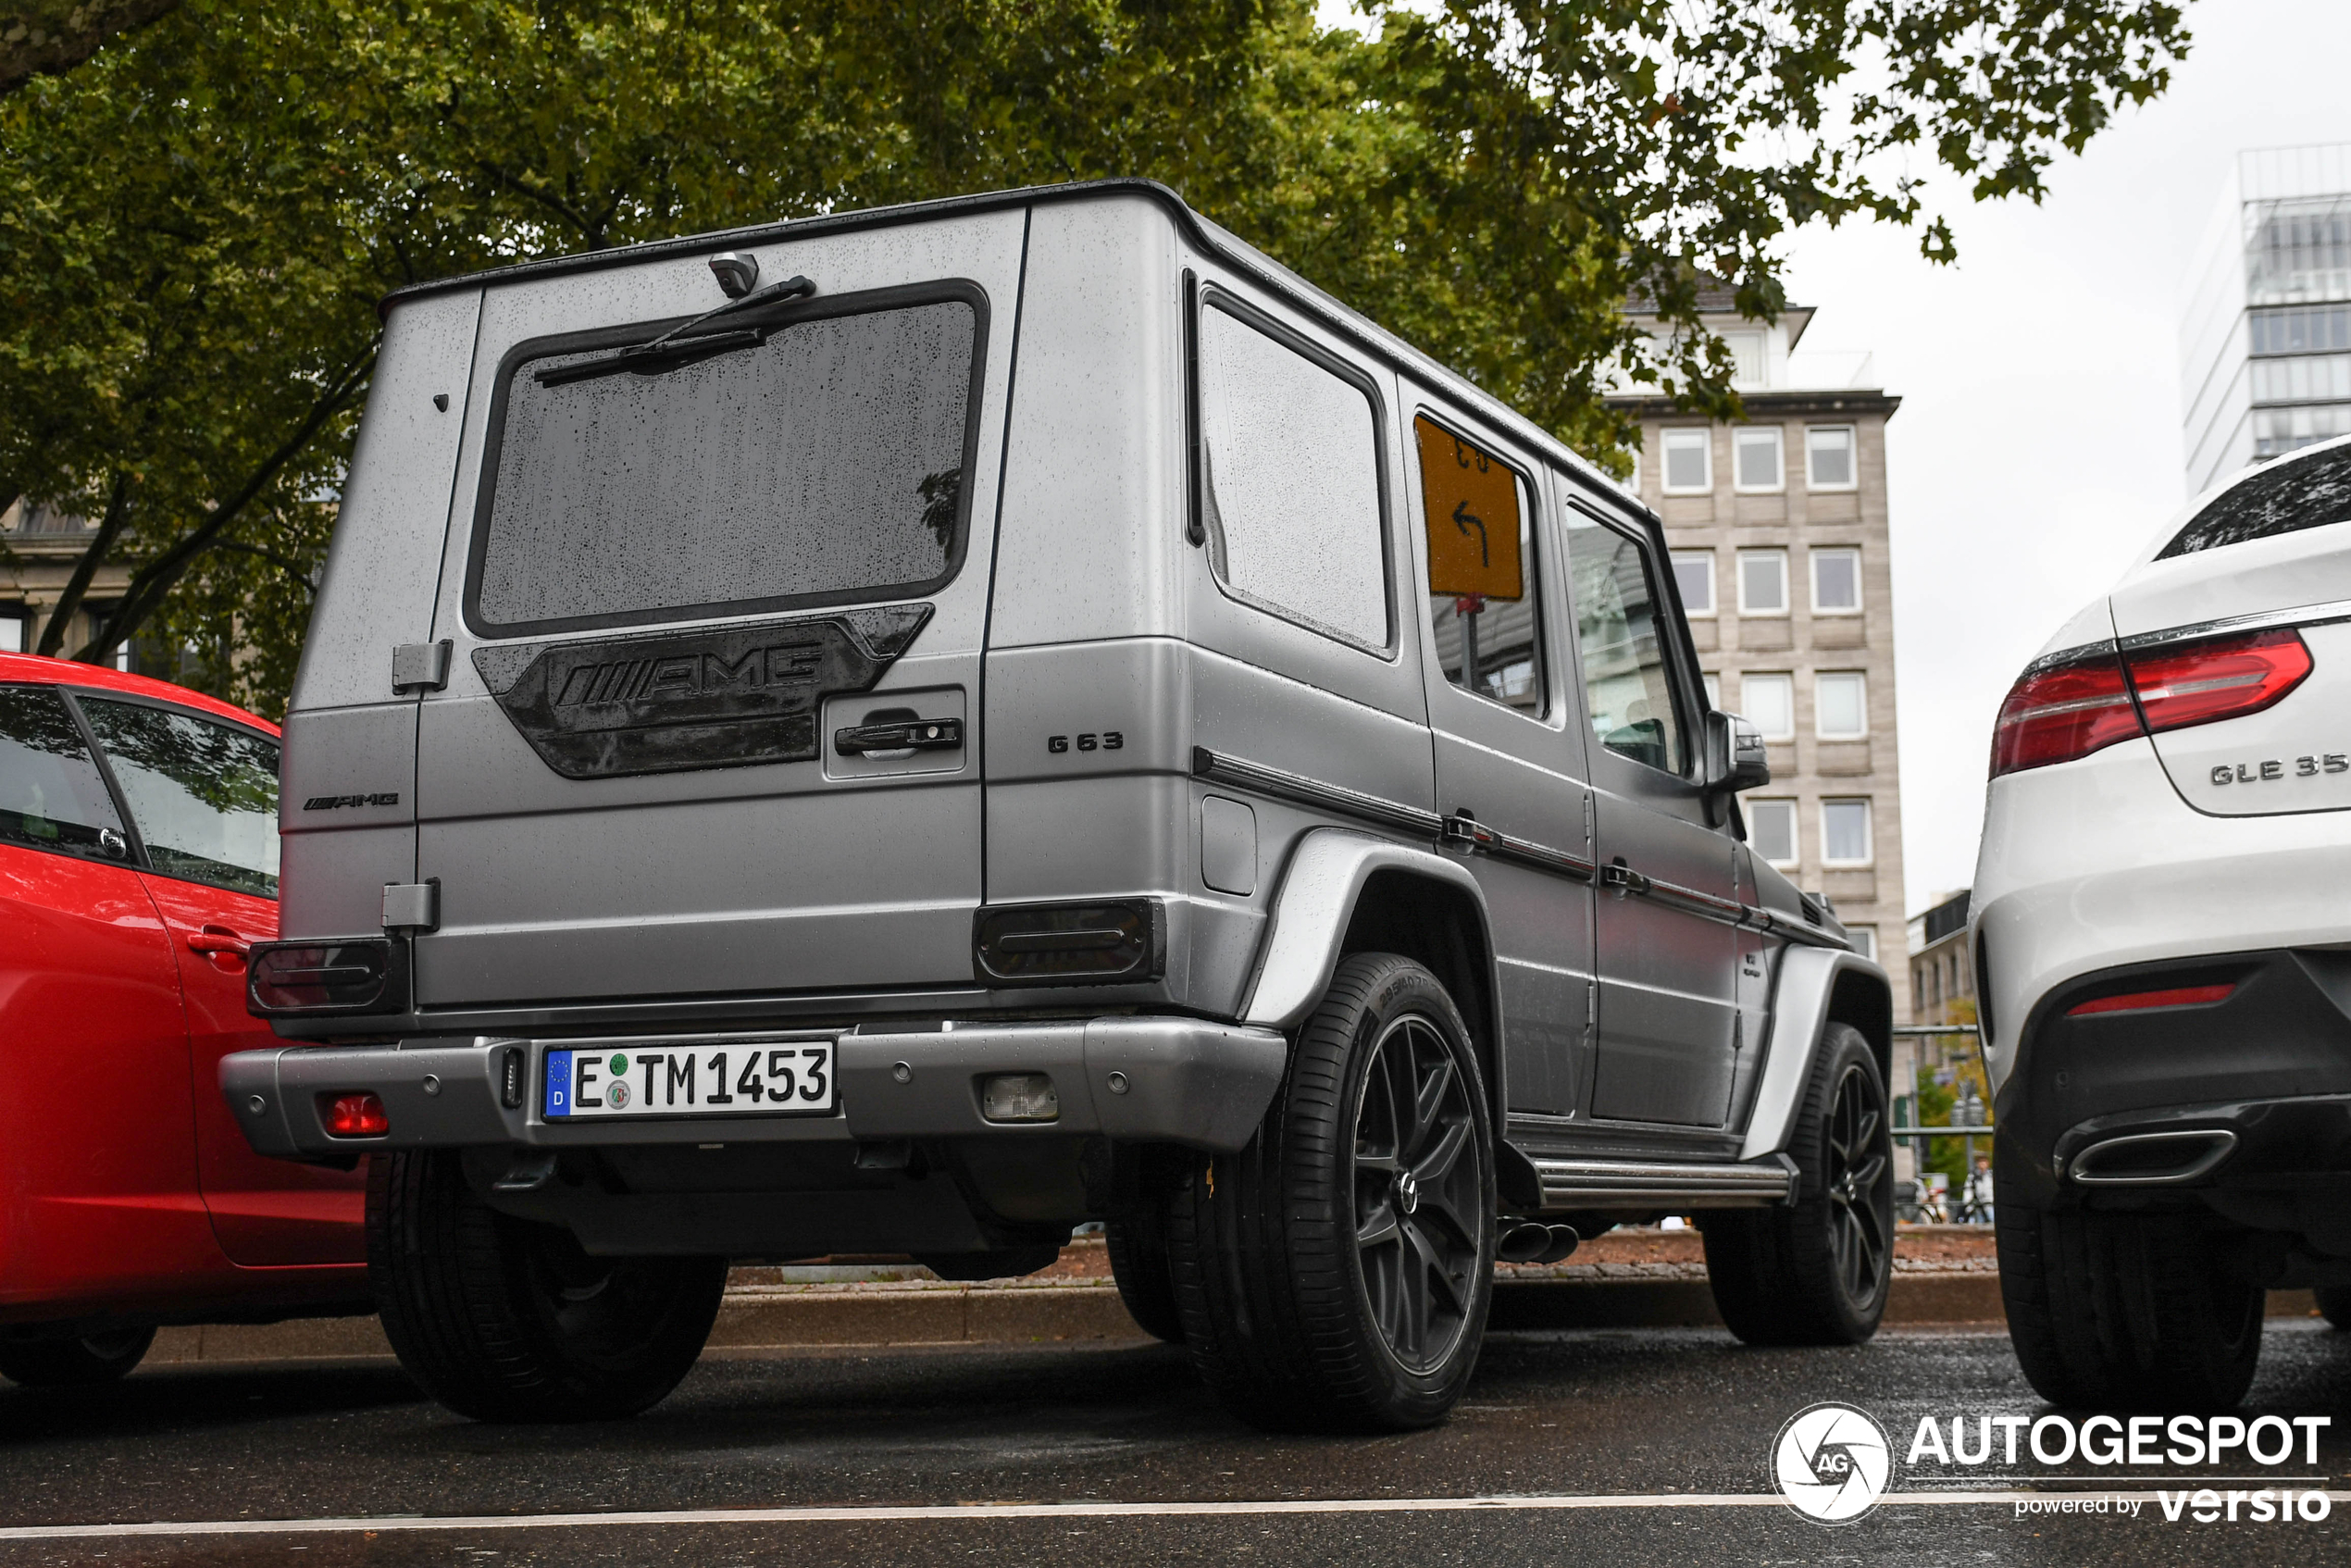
[1806,426,1857,491]
[1739,672,1795,741]
[1816,672,1867,739]
[1724,330,1767,389]
[2249,355,2351,404]
[1672,551,1715,616]
[1737,550,1789,616]
[1748,799,1797,865]
[1660,429,1711,493]
[0,612,21,654]
[1734,428,1785,492]
[2249,305,2351,355]
[1702,671,1721,708]
[1822,798,1873,865]
[1847,926,1877,963]
[1811,547,1862,614]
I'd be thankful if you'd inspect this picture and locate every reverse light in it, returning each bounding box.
[973,902,1162,986]
[2125,628,2312,735]
[320,1091,390,1138]
[2066,984,2235,1018]
[978,1073,1061,1123]
[1990,651,2141,778]
[247,938,404,1017]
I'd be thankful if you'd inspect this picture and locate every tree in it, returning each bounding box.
[0,0,2191,715]
[0,1,177,93]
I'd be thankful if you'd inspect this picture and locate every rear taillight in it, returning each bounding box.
[973,901,1163,986]
[320,1091,390,1138]
[1990,628,2316,779]
[2125,628,2312,734]
[247,938,404,1016]
[1990,651,2140,778]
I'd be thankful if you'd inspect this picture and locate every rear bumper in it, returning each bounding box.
[1993,947,2351,1211]
[221,1016,1288,1163]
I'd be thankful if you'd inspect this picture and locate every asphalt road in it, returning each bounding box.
[3,1321,2346,1567]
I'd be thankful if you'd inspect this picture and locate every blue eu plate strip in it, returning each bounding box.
[543,1050,573,1117]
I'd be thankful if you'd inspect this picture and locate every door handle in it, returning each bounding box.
[833,717,963,757]
[189,925,254,962]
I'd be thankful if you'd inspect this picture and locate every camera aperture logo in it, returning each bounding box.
[1773,1402,1894,1524]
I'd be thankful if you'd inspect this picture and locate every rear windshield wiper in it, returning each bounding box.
[535,273,816,388]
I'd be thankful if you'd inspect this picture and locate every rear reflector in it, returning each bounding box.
[2124,627,2312,734]
[2066,983,2235,1017]
[319,1091,390,1138]
[1991,651,2141,777]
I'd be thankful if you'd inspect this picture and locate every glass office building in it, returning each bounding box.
[2182,143,2351,494]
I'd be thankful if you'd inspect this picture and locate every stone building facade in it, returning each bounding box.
[0,498,131,665]
[1611,313,1911,1024]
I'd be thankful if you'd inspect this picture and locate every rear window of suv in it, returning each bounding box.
[468,287,985,636]
[2158,442,2351,558]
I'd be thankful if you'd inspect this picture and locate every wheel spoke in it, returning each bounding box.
[1848,1151,1887,1193]
[1358,1201,1401,1251]
[1411,1118,1470,1189]
[1410,1052,1456,1160]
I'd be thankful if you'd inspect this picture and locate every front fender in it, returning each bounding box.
[1738,944,1894,1160]
[1238,828,1493,1030]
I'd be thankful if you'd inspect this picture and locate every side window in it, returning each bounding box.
[1196,303,1389,651]
[78,699,280,899]
[0,686,129,863]
[1416,415,1541,716]
[1565,513,1688,776]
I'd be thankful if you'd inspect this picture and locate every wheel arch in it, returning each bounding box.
[1738,945,1895,1160]
[1240,829,1504,1128]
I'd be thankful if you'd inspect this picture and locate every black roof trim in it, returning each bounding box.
[379,178,1649,524]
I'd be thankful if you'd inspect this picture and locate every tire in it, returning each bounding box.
[1996,1187,2262,1412]
[1167,952,1496,1432]
[0,1325,155,1387]
[2317,1283,2351,1330]
[1104,1207,1184,1343]
[369,1150,728,1423]
[1700,1022,1893,1346]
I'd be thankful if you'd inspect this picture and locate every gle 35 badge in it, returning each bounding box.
[2209,753,2348,786]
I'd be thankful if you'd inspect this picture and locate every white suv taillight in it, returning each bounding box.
[1990,651,2141,778]
[2124,627,2311,735]
[1989,628,2314,779]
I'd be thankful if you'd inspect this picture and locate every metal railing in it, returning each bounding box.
[1889,1024,1992,1223]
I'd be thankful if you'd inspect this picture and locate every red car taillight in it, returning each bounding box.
[1990,628,2315,778]
[2125,627,2312,735]
[319,1091,389,1138]
[1990,651,2141,778]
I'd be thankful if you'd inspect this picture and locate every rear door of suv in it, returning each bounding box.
[412,211,1026,1012]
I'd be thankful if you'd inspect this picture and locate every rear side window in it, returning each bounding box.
[1566,513,1688,776]
[2159,443,2351,558]
[0,687,128,863]
[1197,302,1389,652]
[79,699,280,899]
[471,290,984,636]
[1417,415,1543,716]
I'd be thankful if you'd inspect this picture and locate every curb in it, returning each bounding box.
[144,1277,2327,1365]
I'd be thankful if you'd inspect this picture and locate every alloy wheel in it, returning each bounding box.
[1352,1014,1485,1369]
[1825,1062,1891,1304]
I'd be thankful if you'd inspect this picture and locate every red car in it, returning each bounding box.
[0,653,366,1385]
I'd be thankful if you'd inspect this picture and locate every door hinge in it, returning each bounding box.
[392,641,453,694]
[382,878,441,934]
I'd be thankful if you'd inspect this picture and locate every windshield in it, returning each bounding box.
[469,290,983,636]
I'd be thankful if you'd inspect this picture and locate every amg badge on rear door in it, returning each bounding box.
[473,604,933,779]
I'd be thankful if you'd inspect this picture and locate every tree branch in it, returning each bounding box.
[74,345,375,663]
[35,473,131,657]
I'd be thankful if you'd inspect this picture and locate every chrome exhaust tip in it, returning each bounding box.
[1498,1221,1581,1264]
[2068,1128,2238,1187]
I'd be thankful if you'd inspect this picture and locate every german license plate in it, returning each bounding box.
[542,1041,836,1119]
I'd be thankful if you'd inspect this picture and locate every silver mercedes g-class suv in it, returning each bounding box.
[224,180,1894,1431]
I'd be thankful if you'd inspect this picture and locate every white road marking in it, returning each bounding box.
[4,1490,2344,1541]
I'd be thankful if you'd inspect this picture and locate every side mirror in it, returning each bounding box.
[1704,710,1771,794]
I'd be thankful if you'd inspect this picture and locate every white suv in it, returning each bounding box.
[1975,432,2351,1410]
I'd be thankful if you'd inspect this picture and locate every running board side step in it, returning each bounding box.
[1528,1156,1795,1210]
